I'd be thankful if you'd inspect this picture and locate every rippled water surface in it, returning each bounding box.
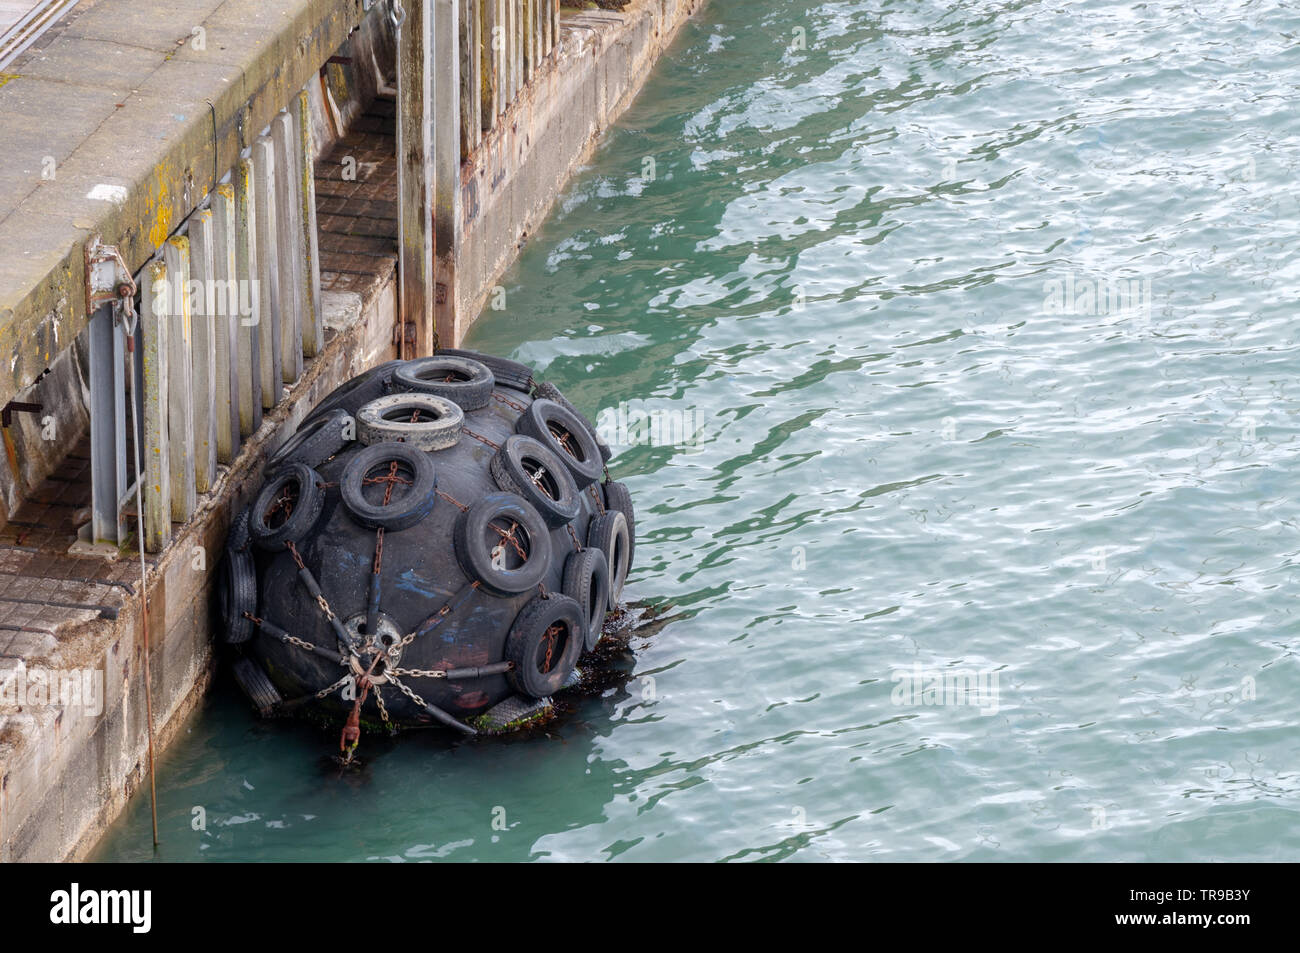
[98,0,1300,862]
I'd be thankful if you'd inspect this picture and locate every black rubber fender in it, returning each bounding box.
[340,442,438,531]
[435,348,535,393]
[518,398,604,489]
[356,393,463,450]
[393,355,494,411]
[489,434,581,528]
[602,480,636,569]
[250,463,327,552]
[586,510,630,608]
[563,547,610,651]
[504,593,585,699]
[533,381,612,463]
[454,492,552,596]
[268,408,354,471]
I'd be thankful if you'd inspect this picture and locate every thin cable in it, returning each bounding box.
[117,289,159,850]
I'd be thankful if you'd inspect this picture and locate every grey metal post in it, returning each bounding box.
[295,89,324,358]
[272,110,304,384]
[234,157,263,434]
[252,134,282,406]
[162,235,196,522]
[210,182,241,461]
[87,302,126,545]
[187,209,218,494]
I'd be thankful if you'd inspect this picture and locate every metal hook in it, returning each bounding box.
[389,0,406,30]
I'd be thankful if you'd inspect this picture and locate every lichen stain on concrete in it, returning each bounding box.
[146,172,175,251]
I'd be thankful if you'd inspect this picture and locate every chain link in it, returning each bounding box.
[389,667,449,679]
[387,673,431,712]
[287,633,330,656]
[315,673,353,700]
[461,426,501,450]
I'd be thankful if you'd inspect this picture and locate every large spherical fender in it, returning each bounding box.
[340,442,438,531]
[454,492,552,596]
[518,398,604,489]
[489,434,581,528]
[504,593,585,698]
[250,463,327,551]
[586,510,630,608]
[563,547,610,651]
[393,355,494,411]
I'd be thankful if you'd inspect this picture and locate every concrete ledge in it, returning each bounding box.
[0,0,372,410]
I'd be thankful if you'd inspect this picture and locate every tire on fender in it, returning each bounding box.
[586,510,630,608]
[356,393,463,451]
[340,442,438,531]
[504,593,585,699]
[488,434,581,528]
[217,544,257,644]
[268,408,354,471]
[453,492,552,596]
[533,381,612,463]
[518,398,604,489]
[249,463,327,552]
[303,360,401,424]
[602,480,636,569]
[563,547,610,651]
[393,356,494,411]
[435,348,535,393]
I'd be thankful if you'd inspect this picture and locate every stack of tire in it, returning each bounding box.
[216,350,634,734]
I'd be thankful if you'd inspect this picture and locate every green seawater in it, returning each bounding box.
[96,0,1300,862]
